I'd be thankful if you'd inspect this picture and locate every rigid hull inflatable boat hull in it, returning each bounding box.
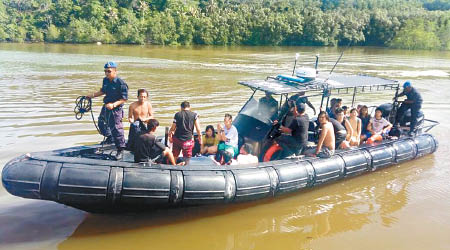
[2,134,438,211]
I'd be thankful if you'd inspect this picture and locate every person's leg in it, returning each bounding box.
[367,134,382,144]
[207,145,218,154]
[396,103,409,126]
[98,106,112,139]
[171,137,183,159]
[127,121,140,151]
[409,104,421,133]
[163,148,176,165]
[275,135,297,158]
[335,134,346,149]
[110,108,126,149]
[181,139,194,164]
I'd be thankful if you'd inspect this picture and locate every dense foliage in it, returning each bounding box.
[0,0,449,50]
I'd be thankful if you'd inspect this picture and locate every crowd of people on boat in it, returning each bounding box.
[84,61,422,165]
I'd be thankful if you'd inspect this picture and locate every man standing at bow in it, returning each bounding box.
[86,62,128,160]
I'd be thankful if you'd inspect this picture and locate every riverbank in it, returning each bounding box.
[1,0,449,50]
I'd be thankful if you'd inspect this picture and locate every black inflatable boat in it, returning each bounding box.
[1,72,439,212]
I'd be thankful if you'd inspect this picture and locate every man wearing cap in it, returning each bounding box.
[395,81,422,135]
[86,62,129,160]
[274,101,310,158]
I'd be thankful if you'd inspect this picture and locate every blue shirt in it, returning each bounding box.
[101,77,128,106]
[400,87,422,106]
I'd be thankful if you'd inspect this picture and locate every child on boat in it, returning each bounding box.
[366,108,393,144]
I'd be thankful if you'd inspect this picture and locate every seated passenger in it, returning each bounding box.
[235,143,259,165]
[348,108,362,146]
[208,113,239,158]
[367,108,393,144]
[127,88,153,152]
[331,108,351,149]
[274,101,309,158]
[200,125,219,155]
[359,105,371,142]
[328,98,342,119]
[134,119,177,165]
[326,98,336,118]
[342,105,348,117]
[259,92,278,122]
[306,111,335,158]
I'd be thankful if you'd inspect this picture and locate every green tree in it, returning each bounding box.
[390,18,441,50]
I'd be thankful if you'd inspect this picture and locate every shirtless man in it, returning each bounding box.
[129,88,153,123]
[127,89,154,152]
[348,108,361,146]
[306,111,335,158]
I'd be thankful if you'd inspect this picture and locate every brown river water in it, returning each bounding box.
[0,43,449,250]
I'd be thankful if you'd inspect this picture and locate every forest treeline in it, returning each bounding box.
[0,0,449,50]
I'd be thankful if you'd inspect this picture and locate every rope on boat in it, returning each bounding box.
[74,96,101,135]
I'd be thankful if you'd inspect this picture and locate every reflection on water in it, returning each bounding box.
[1,44,450,250]
[57,158,428,250]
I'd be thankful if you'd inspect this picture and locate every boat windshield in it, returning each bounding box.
[238,96,278,125]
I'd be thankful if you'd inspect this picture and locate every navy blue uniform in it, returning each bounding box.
[396,87,422,132]
[98,77,128,148]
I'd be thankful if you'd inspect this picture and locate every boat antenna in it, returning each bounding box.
[325,42,352,82]
[328,51,344,76]
[314,54,320,74]
[291,53,300,76]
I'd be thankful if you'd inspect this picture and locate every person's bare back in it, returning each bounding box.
[320,121,335,151]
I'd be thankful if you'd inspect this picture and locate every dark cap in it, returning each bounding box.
[295,101,306,113]
[104,61,117,68]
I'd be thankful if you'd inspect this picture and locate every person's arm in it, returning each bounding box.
[280,125,292,134]
[344,119,353,140]
[382,120,393,134]
[357,118,362,137]
[87,89,104,99]
[128,104,134,123]
[315,125,327,155]
[367,121,374,134]
[106,99,126,110]
[306,100,316,115]
[217,123,227,141]
[194,118,202,145]
[168,123,176,143]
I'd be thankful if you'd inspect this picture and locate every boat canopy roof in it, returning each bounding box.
[239,74,399,95]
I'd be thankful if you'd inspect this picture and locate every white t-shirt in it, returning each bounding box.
[370,117,391,134]
[223,124,239,148]
[236,154,259,165]
[230,154,259,165]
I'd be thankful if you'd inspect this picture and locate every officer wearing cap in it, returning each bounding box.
[86,61,129,160]
[395,81,423,135]
[274,100,310,158]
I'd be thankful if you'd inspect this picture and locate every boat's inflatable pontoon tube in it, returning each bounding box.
[1,134,438,209]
